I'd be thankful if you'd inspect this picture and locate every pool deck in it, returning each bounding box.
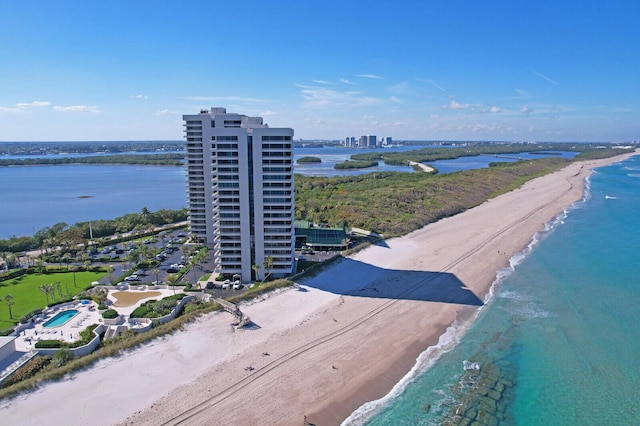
[13,287,179,353]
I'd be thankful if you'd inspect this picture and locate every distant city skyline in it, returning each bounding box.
[1,1,638,142]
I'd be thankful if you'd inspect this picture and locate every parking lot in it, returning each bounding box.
[97,231,213,286]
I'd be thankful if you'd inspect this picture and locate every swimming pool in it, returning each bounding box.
[43,309,79,328]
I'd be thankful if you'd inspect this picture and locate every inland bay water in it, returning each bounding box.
[0,145,575,239]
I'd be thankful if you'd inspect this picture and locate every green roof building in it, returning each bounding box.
[294,220,349,250]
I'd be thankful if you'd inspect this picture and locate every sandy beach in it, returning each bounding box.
[0,153,635,426]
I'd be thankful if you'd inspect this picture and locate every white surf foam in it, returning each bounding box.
[463,360,480,371]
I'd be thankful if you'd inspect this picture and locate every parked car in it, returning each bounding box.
[166,267,180,273]
[222,279,231,289]
[125,275,140,281]
[233,281,242,290]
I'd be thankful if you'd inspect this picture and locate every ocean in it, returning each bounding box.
[348,155,640,425]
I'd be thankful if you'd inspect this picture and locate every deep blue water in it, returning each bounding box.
[347,155,640,425]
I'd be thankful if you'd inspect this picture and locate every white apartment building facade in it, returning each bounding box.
[183,108,295,282]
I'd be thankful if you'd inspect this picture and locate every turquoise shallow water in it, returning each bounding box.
[348,155,640,425]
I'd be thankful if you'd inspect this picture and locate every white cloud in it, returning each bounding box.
[296,84,386,108]
[133,94,148,100]
[16,101,51,108]
[490,106,501,113]
[520,105,532,114]
[53,105,100,113]
[155,109,181,116]
[357,73,383,80]
[312,80,334,85]
[472,124,497,132]
[0,106,24,113]
[448,100,468,109]
[515,88,530,96]
[1,100,51,113]
[260,110,277,116]
[430,114,440,119]
[340,78,355,85]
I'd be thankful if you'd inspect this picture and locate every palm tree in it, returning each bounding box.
[4,294,15,319]
[39,283,54,305]
[190,254,201,288]
[263,256,274,282]
[252,264,261,281]
[69,265,78,288]
[35,258,46,274]
[166,273,179,295]
[152,268,161,285]
[140,207,151,223]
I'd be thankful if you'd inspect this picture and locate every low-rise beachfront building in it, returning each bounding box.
[183,108,295,282]
[294,220,349,251]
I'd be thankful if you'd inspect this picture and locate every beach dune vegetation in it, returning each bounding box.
[296,157,571,237]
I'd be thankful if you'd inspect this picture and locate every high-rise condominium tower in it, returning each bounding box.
[183,108,295,282]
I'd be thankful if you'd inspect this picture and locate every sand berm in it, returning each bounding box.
[1,152,635,426]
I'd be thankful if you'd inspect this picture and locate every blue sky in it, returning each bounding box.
[1,1,638,142]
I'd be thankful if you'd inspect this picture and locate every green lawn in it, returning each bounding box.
[0,270,106,328]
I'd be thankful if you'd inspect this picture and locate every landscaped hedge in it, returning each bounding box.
[19,309,43,324]
[101,309,119,319]
[32,324,98,350]
[129,306,153,318]
[129,297,179,319]
[163,293,187,301]
[0,327,15,336]
[48,298,74,308]
[0,268,26,283]
[68,324,98,348]
[35,340,63,349]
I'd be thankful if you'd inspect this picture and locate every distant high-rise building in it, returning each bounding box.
[183,108,295,281]
[344,136,356,147]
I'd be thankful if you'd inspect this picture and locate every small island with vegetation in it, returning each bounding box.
[297,156,322,164]
[334,160,379,170]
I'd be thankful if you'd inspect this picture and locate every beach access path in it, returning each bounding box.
[0,152,635,426]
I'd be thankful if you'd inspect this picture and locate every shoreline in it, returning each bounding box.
[0,152,635,426]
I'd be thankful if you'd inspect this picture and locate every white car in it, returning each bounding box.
[232,281,242,290]
[222,279,231,289]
